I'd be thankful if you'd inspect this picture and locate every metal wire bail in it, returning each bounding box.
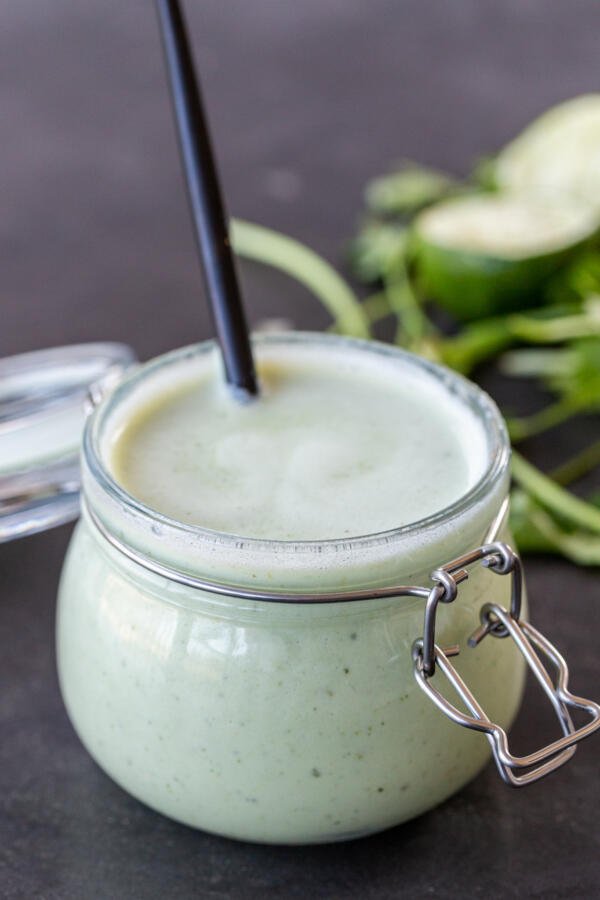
[412,543,600,786]
[419,541,522,677]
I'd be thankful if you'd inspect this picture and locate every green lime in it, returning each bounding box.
[411,194,598,320]
[495,94,600,213]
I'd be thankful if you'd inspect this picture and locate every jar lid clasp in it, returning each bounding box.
[412,541,600,787]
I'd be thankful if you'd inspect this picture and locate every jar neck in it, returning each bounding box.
[81,474,510,595]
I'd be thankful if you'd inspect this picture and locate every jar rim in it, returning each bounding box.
[83,332,510,562]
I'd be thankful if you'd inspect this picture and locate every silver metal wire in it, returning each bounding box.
[84,499,430,604]
[84,496,509,605]
[413,606,600,786]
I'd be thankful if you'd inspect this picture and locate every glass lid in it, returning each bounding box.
[0,342,136,542]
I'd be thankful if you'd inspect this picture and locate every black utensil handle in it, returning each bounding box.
[156,0,258,397]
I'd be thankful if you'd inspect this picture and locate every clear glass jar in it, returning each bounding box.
[57,334,526,844]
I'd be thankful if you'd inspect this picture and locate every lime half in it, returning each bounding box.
[495,94,600,213]
[411,194,598,320]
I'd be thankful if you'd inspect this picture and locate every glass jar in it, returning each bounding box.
[55,334,598,845]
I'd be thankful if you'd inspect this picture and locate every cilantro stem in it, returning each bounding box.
[231,219,371,339]
[549,438,600,486]
[362,292,393,324]
[385,257,434,349]
[511,450,600,534]
[500,347,572,379]
[438,318,514,374]
[507,398,581,441]
[508,310,600,343]
[511,493,600,565]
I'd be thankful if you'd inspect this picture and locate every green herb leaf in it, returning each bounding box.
[348,220,407,284]
[365,162,456,217]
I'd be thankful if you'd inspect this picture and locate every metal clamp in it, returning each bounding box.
[413,542,600,786]
[420,541,522,677]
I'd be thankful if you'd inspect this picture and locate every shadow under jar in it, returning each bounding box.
[56,334,552,844]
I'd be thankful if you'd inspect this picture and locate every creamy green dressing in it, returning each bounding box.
[57,337,524,844]
[110,349,482,540]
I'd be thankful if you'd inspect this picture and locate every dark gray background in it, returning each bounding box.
[2,2,599,898]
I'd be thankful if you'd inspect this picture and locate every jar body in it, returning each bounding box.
[57,334,522,844]
[57,510,525,844]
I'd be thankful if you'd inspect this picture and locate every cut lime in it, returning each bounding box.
[495,94,600,213]
[411,194,598,320]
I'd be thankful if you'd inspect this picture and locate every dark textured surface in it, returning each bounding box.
[1,2,599,898]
